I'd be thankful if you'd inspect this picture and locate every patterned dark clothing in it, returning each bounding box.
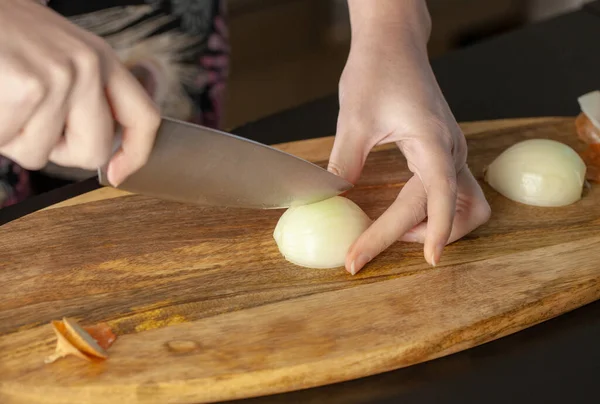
[0,0,229,208]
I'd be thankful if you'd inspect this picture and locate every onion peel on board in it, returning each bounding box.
[575,90,600,182]
[575,113,600,182]
[84,322,117,351]
[45,318,117,364]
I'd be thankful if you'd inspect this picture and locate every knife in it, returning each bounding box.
[97,117,353,209]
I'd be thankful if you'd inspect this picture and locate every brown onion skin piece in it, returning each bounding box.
[576,112,600,144]
[84,323,117,351]
[575,113,600,181]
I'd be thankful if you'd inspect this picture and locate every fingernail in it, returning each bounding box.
[107,159,123,187]
[107,164,118,187]
[328,166,340,176]
[350,253,371,275]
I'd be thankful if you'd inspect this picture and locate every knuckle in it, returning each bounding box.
[424,113,458,143]
[398,137,422,157]
[424,113,449,135]
[410,198,427,224]
[401,192,427,224]
[12,150,48,170]
[0,138,48,170]
[47,58,75,90]
[424,172,457,197]
[142,105,162,143]
[401,138,449,164]
[409,206,423,226]
[407,193,427,211]
[21,158,47,171]
[72,45,102,77]
[402,117,460,157]
[19,74,46,107]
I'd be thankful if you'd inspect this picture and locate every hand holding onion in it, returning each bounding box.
[273,24,595,276]
[273,1,490,275]
[320,1,490,275]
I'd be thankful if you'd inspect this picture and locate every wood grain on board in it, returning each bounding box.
[1,117,599,404]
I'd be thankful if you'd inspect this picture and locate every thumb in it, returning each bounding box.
[327,132,370,184]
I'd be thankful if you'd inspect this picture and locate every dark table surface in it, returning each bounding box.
[3,3,600,404]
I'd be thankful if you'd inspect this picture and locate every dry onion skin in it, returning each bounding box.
[45,317,116,364]
[45,320,93,364]
[576,90,600,181]
[484,139,586,207]
[84,322,118,351]
[273,196,371,269]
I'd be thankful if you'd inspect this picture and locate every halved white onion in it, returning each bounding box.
[484,139,586,207]
[273,196,371,268]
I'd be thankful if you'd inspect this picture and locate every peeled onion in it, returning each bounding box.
[273,196,371,268]
[484,139,586,207]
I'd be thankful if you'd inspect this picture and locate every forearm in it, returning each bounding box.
[346,0,431,53]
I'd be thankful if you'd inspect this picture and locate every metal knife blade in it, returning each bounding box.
[97,117,353,209]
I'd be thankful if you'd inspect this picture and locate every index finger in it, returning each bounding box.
[104,58,161,186]
[345,175,427,275]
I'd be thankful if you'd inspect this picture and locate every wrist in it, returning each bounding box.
[347,0,431,54]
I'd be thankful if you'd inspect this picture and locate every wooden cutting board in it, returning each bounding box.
[1,117,599,404]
